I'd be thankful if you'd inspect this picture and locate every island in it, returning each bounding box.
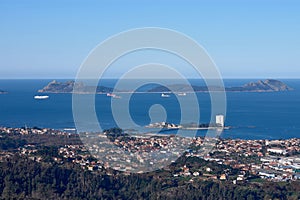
[226,79,293,92]
[148,79,293,93]
[38,80,115,94]
[38,79,293,94]
[145,115,228,132]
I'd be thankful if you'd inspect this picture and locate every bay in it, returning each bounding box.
[0,79,299,140]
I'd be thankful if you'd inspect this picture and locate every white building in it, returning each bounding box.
[259,171,275,179]
[216,115,225,127]
[267,148,287,155]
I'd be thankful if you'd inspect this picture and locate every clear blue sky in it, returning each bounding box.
[0,0,299,79]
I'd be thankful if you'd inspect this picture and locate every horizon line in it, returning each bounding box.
[0,77,300,80]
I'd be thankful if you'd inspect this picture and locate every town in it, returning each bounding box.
[1,126,300,184]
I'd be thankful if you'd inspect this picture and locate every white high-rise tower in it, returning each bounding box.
[216,115,225,127]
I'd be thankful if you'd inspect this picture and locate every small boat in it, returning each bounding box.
[107,93,115,97]
[34,95,49,100]
[161,93,170,98]
[177,92,186,96]
[63,128,76,131]
[107,93,121,99]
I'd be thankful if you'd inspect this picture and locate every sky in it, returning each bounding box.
[0,0,299,79]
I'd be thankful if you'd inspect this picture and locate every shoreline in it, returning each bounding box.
[37,90,290,95]
[1,125,300,141]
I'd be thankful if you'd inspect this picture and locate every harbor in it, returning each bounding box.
[145,115,229,132]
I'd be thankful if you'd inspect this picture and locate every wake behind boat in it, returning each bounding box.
[34,95,49,100]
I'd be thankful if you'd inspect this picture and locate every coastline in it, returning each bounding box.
[37,90,292,94]
[1,125,299,141]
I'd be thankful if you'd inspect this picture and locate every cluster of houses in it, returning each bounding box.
[187,137,300,182]
[1,126,300,182]
[0,126,71,136]
[78,132,193,173]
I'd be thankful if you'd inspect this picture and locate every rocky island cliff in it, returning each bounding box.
[226,79,293,92]
[38,80,115,94]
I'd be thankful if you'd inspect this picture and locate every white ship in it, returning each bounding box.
[107,93,121,99]
[177,92,186,96]
[161,93,170,98]
[106,93,115,97]
[34,95,49,100]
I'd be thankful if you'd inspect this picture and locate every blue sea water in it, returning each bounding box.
[0,79,299,140]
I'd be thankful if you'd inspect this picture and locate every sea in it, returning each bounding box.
[0,79,299,140]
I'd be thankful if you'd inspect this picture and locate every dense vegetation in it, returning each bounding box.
[1,154,299,200]
[0,136,26,150]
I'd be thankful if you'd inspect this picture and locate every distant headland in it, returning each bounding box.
[38,79,293,94]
